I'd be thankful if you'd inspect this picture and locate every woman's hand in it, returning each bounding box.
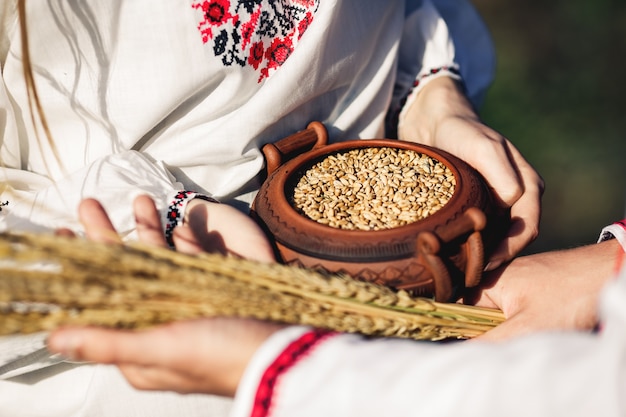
[181,197,276,262]
[48,317,284,396]
[78,195,275,262]
[399,76,544,270]
[48,195,282,395]
[467,238,621,341]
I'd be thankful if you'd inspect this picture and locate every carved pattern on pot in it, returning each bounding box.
[251,122,509,302]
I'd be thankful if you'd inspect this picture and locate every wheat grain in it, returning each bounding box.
[291,147,456,230]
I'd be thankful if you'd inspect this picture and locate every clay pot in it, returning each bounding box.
[251,122,509,302]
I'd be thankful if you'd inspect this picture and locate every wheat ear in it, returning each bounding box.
[0,232,504,340]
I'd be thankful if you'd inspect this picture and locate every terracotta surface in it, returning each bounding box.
[251,122,509,302]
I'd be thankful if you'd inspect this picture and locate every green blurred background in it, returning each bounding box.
[472,0,625,254]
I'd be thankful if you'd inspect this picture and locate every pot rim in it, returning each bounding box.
[254,138,486,261]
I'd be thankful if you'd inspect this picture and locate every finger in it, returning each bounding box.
[55,228,76,238]
[461,263,516,313]
[119,364,207,394]
[484,216,527,271]
[47,325,182,366]
[78,198,122,244]
[460,280,501,310]
[472,141,524,209]
[184,201,229,255]
[171,224,205,255]
[133,195,168,248]
[473,311,542,342]
[446,127,524,209]
[486,215,535,271]
[485,157,543,269]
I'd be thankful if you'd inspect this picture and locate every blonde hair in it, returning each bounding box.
[16,0,61,165]
[0,0,62,201]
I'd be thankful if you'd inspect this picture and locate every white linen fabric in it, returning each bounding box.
[599,220,626,248]
[0,0,495,235]
[0,364,234,417]
[233,226,626,417]
[0,0,495,416]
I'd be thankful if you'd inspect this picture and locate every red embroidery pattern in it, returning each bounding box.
[165,191,198,248]
[251,329,335,417]
[165,192,218,248]
[386,65,462,138]
[191,0,319,82]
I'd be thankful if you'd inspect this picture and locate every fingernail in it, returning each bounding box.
[48,332,82,360]
[484,260,502,272]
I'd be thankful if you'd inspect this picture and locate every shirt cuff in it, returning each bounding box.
[598,219,626,253]
[163,191,219,248]
[230,326,331,417]
[398,65,462,122]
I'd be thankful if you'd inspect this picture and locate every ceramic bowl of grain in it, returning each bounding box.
[251,122,509,302]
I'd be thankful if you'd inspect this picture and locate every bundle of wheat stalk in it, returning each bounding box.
[0,232,505,340]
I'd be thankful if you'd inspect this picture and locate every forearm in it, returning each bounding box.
[231,229,626,416]
[470,238,623,342]
[233,308,626,417]
[505,240,620,326]
[513,239,621,283]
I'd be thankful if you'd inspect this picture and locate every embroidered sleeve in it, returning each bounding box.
[385,0,463,138]
[250,329,335,417]
[598,219,626,253]
[386,0,497,137]
[164,191,219,248]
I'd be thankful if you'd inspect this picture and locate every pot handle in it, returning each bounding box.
[415,207,487,302]
[262,121,328,175]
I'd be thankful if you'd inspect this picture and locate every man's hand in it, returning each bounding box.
[468,239,621,341]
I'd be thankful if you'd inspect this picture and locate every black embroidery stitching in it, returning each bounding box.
[192,0,319,82]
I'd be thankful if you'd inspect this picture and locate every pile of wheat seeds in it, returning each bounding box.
[291,147,456,230]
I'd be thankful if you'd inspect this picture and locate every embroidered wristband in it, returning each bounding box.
[164,191,219,248]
